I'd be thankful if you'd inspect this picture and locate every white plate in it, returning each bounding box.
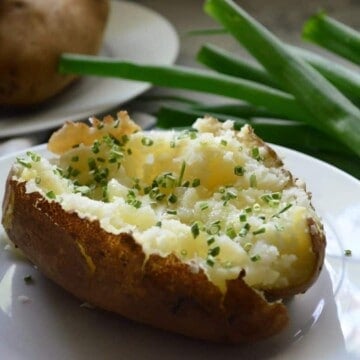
[0,144,359,360]
[0,1,179,138]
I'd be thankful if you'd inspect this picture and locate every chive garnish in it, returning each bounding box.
[191,222,201,238]
[166,209,177,215]
[251,254,261,262]
[192,178,201,187]
[200,202,209,211]
[46,191,56,199]
[24,275,33,284]
[16,157,32,168]
[253,227,266,235]
[234,165,245,176]
[226,227,237,239]
[208,246,220,257]
[141,137,154,146]
[239,213,247,222]
[221,139,228,146]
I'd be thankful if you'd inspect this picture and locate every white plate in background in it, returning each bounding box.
[0,144,359,359]
[0,1,179,138]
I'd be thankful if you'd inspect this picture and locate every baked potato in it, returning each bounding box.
[1,112,325,343]
[0,0,109,107]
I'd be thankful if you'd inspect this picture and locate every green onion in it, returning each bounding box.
[192,178,201,187]
[208,246,221,257]
[197,43,360,105]
[16,157,32,168]
[239,214,247,222]
[253,227,266,235]
[302,12,360,65]
[156,106,352,157]
[178,161,186,186]
[197,43,280,89]
[200,202,209,211]
[249,174,257,188]
[59,55,309,122]
[226,226,237,239]
[168,193,178,204]
[141,137,154,146]
[204,0,360,157]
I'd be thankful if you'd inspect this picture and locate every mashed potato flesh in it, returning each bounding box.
[13,116,319,293]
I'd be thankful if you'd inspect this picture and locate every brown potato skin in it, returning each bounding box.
[2,176,289,343]
[0,0,109,106]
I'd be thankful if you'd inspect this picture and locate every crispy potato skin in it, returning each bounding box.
[2,177,289,343]
[0,0,109,106]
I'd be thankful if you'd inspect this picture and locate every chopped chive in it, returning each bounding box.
[245,206,252,213]
[250,173,257,187]
[344,249,352,256]
[180,249,188,256]
[26,151,41,162]
[206,258,215,267]
[35,177,41,185]
[222,260,233,269]
[88,158,97,171]
[16,157,32,168]
[91,141,100,154]
[239,223,251,237]
[221,139,228,146]
[156,221,162,227]
[71,155,79,162]
[46,190,56,199]
[239,213,247,222]
[191,221,201,238]
[234,165,245,176]
[273,203,293,217]
[141,137,154,146]
[127,148,132,155]
[208,246,220,257]
[253,203,261,211]
[192,178,201,187]
[178,161,186,186]
[251,254,261,262]
[166,209,177,215]
[113,119,120,128]
[253,227,266,235]
[170,140,176,148]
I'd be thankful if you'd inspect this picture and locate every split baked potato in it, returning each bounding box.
[0,0,109,106]
[1,112,325,343]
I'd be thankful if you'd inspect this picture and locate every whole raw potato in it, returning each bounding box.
[0,0,109,106]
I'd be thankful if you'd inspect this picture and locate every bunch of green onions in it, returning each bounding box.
[59,0,360,178]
